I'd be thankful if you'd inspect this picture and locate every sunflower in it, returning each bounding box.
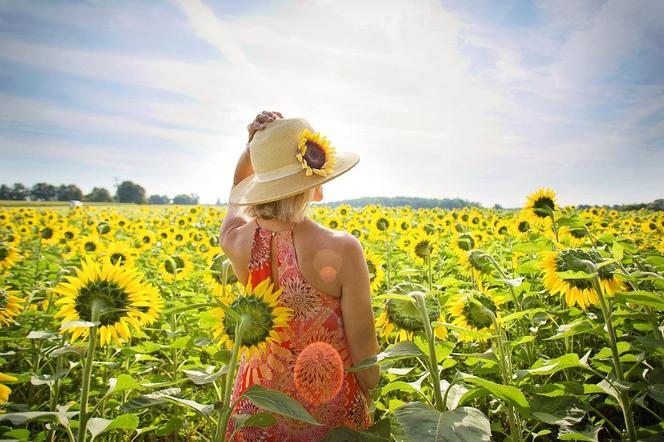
[447,291,498,342]
[458,249,494,282]
[0,241,21,273]
[525,188,557,219]
[136,229,157,251]
[559,226,589,247]
[540,248,623,309]
[37,222,60,245]
[100,241,136,267]
[0,287,23,327]
[364,248,385,294]
[0,372,17,404]
[53,256,162,346]
[376,283,447,343]
[210,274,292,361]
[78,234,105,256]
[203,251,238,300]
[407,228,440,266]
[159,250,193,283]
[296,128,336,177]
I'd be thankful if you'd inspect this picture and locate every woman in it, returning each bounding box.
[219,111,380,440]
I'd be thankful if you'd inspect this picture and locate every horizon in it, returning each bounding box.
[1,0,663,207]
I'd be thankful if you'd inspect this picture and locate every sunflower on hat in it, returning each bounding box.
[296,128,336,177]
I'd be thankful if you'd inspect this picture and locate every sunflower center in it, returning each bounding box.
[0,245,8,261]
[555,249,594,290]
[457,234,475,251]
[223,295,275,347]
[304,141,326,169]
[518,221,530,233]
[84,241,97,252]
[414,240,431,258]
[110,253,127,265]
[570,228,586,239]
[533,197,555,217]
[97,222,111,235]
[367,261,377,280]
[164,256,185,274]
[75,280,130,326]
[376,218,390,231]
[0,289,8,308]
[329,220,339,229]
[41,227,54,240]
[64,231,74,240]
[385,296,439,332]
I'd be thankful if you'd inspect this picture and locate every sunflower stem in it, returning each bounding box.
[592,276,637,442]
[492,316,523,442]
[384,231,392,290]
[76,303,100,442]
[550,213,559,243]
[427,253,432,291]
[412,293,444,412]
[216,317,246,442]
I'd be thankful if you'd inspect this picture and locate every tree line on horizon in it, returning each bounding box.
[0,181,200,205]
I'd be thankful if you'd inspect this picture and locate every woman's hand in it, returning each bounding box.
[247,110,283,146]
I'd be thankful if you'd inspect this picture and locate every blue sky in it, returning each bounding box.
[0,0,662,207]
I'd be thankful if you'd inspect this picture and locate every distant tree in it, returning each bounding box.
[116,181,146,204]
[493,203,503,210]
[148,194,170,205]
[215,198,222,206]
[0,185,11,200]
[31,182,57,201]
[10,183,28,200]
[172,193,199,205]
[85,187,113,202]
[56,184,83,201]
[650,199,664,211]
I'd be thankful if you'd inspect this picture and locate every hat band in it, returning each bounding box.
[254,163,303,183]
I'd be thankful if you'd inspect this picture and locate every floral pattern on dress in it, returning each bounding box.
[226,219,371,441]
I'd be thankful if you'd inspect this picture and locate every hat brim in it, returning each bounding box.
[229,150,359,205]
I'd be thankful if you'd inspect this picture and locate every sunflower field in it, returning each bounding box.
[0,189,663,441]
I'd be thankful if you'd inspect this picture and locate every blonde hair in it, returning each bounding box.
[244,187,316,223]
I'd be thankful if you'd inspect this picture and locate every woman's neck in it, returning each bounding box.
[255,216,303,231]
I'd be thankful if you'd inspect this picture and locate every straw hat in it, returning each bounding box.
[229,118,360,205]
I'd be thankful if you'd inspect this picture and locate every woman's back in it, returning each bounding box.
[223,216,372,441]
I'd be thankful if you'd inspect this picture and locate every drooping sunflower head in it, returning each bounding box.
[296,128,336,177]
[204,252,238,300]
[53,256,162,346]
[159,251,193,283]
[101,241,135,267]
[525,188,557,219]
[0,287,23,327]
[540,248,599,308]
[0,241,21,273]
[376,282,447,343]
[447,291,498,342]
[211,274,292,361]
[459,249,495,280]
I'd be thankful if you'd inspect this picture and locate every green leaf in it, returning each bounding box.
[165,336,191,349]
[614,291,664,311]
[517,353,588,378]
[557,270,596,280]
[118,388,181,413]
[558,425,600,441]
[107,374,145,395]
[31,368,70,386]
[530,396,585,426]
[0,411,77,426]
[241,384,320,426]
[233,412,277,432]
[394,402,491,441]
[347,340,424,372]
[162,396,214,420]
[545,320,596,340]
[612,242,624,261]
[457,372,529,411]
[647,384,664,405]
[183,367,225,385]
[376,293,416,303]
[88,414,139,441]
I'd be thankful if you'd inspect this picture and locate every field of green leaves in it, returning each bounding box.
[0,188,663,441]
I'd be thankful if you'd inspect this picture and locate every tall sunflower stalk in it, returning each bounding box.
[411,292,444,411]
[590,274,637,442]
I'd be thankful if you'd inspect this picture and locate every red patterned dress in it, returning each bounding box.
[226,219,372,441]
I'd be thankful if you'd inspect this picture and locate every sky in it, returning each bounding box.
[0,0,662,207]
